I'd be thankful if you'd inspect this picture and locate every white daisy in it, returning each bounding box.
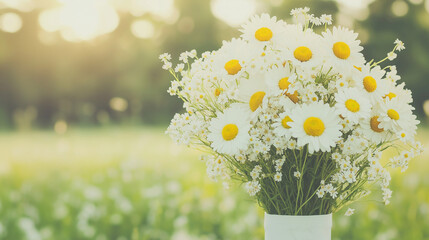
[273,101,296,139]
[322,26,365,70]
[379,98,419,134]
[355,64,387,102]
[236,73,270,117]
[289,102,342,154]
[345,208,355,216]
[211,38,254,81]
[383,81,413,104]
[294,171,301,179]
[278,26,324,70]
[207,106,251,155]
[334,88,371,124]
[358,109,393,144]
[239,13,286,48]
[264,64,299,101]
[274,172,283,182]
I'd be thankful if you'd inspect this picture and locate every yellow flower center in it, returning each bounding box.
[278,77,290,90]
[332,42,351,59]
[287,91,299,103]
[224,59,242,75]
[387,109,400,120]
[370,116,384,133]
[255,27,273,41]
[384,92,397,100]
[222,124,238,141]
[214,88,223,96]
[401,133,406,138]
[293,46,312,62]
[303,117,325,136]
[249,91,266,112]
[281,116,293,129]
[345,99,360,112]
[363,76,377,92]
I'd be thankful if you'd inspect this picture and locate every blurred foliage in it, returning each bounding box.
[0,0,428,130]
[0,127,428,239]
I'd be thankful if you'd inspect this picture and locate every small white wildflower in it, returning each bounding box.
[394,39,405,51]
[274,172,282,182]
[179,52,189,63]
[245,181,261,196]
[345,208,355,216]
[174,63,185,72]
[189,49,197,58]
[162,62,172,70]
[294,171,301,179]
[316,189,325,198]
[310,15,322,26]
[320,14,332,25]
[159,53,171,61]
[387,52,397,61]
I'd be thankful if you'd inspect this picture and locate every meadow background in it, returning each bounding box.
[0,0,428,239]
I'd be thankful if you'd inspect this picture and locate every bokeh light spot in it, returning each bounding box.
[54,120,68,134]
[210,0,257,27]
[110,97,128,112]
[0,13,23,33]
[131,20,155,39]
[392,1,409,17]
[423,100,429,117]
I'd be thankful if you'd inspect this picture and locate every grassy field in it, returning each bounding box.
[0,126,428,240]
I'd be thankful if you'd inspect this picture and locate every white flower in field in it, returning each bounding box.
[294,171,301,179]
[289,102,342,154]
[355,64,387,102]
[207,106,251,155]
[274,172,283,182]
[19,218,42,240]
[335,88,371,124]
[394,39,405,51]
[84,186,103,201]
[240,13,286,47]
[322,26,365,70]
[345,208,355,216]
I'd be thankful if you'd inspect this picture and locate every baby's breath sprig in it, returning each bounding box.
[371,39,406,67]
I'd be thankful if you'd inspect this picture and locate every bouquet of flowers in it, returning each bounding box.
[162,7,423,220]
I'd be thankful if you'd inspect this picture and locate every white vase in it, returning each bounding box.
[264,213,332,240]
